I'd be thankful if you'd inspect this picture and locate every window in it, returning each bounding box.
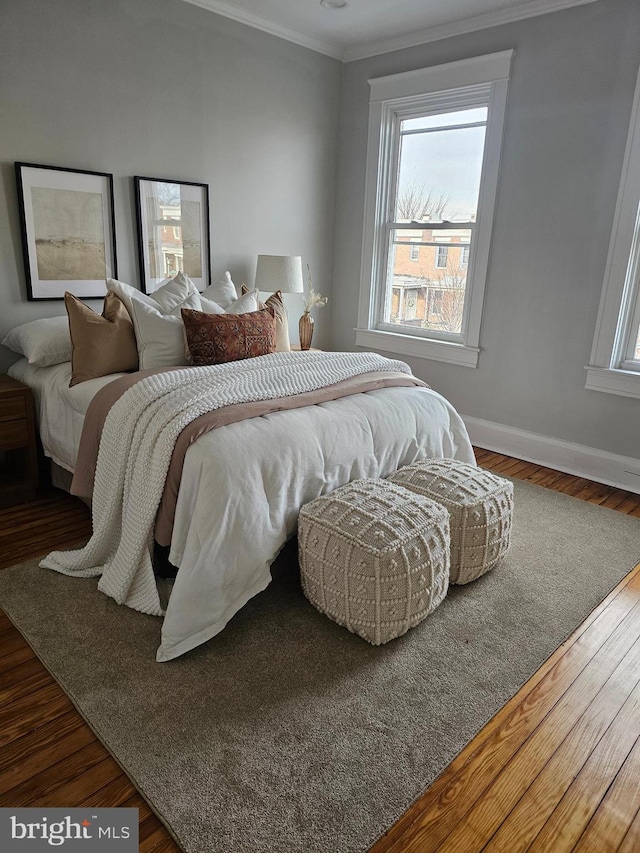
[356,51,513,367]
[435,246,449,269]
[587,61,640,398]
[430,289,443,316]
[410,243,420,261]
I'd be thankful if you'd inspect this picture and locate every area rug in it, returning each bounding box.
[0,480,639,853]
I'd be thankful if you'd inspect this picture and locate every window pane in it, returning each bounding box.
[436,246,449,268]
[148,182,202,280]
[634,323,640,360]
[385,228,472,335]
[395,124,486,222]
[401,107,488,132]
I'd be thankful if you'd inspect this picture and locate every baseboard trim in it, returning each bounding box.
[463,415,640,495]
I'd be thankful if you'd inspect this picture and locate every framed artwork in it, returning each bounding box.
[134,176,211,293]
[15,162,117,300]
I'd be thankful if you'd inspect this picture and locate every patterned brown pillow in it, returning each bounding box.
[181,306,277,365]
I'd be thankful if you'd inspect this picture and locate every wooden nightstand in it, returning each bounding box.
[0,375,38,507]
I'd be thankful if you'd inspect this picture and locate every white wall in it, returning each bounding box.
[0,0,343,369]
[331,0,640,463]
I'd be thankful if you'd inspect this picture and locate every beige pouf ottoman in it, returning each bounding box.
[389,459,513,585]
[298,478,450,645]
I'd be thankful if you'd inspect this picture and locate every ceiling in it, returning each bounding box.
[182,0,598,61]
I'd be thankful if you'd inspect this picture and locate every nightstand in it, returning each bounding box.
[0,375,38,507]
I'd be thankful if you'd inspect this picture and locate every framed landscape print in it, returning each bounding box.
[15,162,117,300]
[134,176,211,293]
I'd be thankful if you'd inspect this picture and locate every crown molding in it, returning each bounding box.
[181,0,343,59]
[344,0,601,62]
[181,0,601,64]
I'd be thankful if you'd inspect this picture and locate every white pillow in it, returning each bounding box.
[2,316,71,366]
[109,274,204,369]
[197,290,258,315]
[198,295,226,314]
[128,300,190,369]
[108,273,201,319]
[154,271,202,311]
[201,271,238,308]
[224,290,259,314]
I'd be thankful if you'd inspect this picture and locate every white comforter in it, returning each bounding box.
[164,381,474,661]
[12,352,475,661]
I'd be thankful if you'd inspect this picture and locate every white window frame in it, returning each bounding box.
[586,61,640,399]
[356,51,513,368]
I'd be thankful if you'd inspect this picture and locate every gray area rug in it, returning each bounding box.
[1,480,639,853]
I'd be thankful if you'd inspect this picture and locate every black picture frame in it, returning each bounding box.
[15,162,117,300]
[134,176,211,293]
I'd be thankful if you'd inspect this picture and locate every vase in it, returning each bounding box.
[299,311,314,351]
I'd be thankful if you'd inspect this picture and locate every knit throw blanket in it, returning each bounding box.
[40,351,413,616]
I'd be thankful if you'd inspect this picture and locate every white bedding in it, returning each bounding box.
[10,354,475,661]
[8,359,127,472]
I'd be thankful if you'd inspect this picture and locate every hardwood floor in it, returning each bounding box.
[372,451,640,853]
[1,451,639,852]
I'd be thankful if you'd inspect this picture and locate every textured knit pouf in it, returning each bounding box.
[389,459,513,585]
[298,478,450,645]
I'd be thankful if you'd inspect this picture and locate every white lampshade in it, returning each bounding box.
[255,255,304,294]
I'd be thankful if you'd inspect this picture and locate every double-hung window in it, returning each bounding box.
[435,245,450,269]
[356,51,513,367]
[587,61,640,398]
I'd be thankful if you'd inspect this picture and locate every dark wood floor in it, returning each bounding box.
[1,450,639,852]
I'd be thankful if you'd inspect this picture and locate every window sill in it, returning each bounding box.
[355,328,479,367]
[584,366,640,399]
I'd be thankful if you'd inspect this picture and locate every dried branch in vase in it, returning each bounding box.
[303,265,328,314]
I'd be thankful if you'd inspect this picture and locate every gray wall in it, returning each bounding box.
[3,0,639,462]
[0,0,342,369]
[331,0,640,460]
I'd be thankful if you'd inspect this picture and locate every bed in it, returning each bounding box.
[4,277,475,661]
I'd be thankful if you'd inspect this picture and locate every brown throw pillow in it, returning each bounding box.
[65,290,139,387]
[242,287,291,352]
[264,291,290,352]
[181,306,276,365]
